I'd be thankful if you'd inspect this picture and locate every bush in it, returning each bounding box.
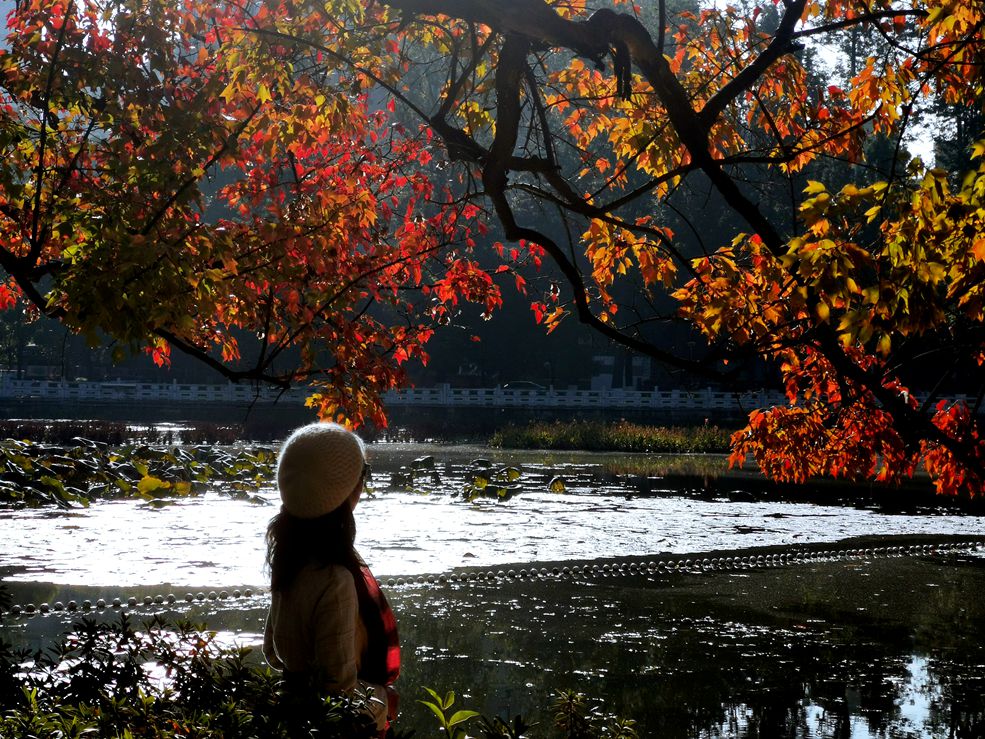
[0,613,380,738]
[0,600,639,738]
[490,420,733,454]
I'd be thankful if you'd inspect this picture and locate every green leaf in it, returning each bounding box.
[501,466,521,482]
[447,709,481,727]
[137,476,171,495]
[418,700,448,727]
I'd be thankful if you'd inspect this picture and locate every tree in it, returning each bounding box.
[2,0,984,495]
[0,0,500,426]
[351,0,985,495]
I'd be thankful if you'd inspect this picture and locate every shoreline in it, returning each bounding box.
[4,532,984,620]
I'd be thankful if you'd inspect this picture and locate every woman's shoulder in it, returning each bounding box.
[275,563,357,612]
[295,562,357,593]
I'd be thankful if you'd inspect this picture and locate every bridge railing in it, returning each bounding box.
[0,377,978,414]
[379,385,792,411]
[0,378,302,404]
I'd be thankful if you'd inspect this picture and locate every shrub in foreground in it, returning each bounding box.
[0,595,638,738]
[0,613,379,738]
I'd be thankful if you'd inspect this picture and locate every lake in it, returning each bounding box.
[2,443,985,737]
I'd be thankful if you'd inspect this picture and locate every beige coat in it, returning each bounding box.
[263,562,387,729]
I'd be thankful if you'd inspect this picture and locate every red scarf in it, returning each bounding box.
[350,563,400,686]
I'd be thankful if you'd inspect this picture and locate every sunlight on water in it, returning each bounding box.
[2,445,985,587]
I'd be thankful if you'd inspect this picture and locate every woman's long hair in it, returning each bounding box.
[266,504,359,592]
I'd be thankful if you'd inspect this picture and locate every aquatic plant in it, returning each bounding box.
[549,690,639,739]
[0,419,247,445]
[389,455,443,492]
[490,421,733,454]
[0,439,276,508]
[388,456,552,501]
[461,459,524,501]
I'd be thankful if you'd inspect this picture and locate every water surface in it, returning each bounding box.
[7,548,983,738]
[4,443,985,737]
[1,445,983,587]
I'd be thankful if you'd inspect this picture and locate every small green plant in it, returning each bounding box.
[552,690,593,738]
[550,690,639,739]
[599,718,639,738]
[478,713,535,737]
[419,687,481,738]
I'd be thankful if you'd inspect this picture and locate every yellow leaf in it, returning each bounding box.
[219,81,238,103]
[137,476,171,496]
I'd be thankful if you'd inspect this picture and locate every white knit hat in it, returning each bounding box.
[276,423,366,519]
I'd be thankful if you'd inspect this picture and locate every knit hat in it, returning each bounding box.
[276,423,366,519]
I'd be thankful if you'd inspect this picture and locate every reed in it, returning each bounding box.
[490,420,734,454]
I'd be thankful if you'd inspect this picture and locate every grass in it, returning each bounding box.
[490,420,735,454]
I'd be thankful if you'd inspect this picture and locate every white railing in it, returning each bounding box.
[381,385,789,411]
[1,377,979,414]
[0,377,306,405]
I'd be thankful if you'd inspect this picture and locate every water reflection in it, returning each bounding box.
[389,552,985,738]
[4,551,984,737]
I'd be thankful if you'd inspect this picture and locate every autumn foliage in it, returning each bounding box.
[0,0,499,427]
[2,0,985,494]
[369,0,985,497]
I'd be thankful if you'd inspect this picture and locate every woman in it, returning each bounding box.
[263,423,399,736]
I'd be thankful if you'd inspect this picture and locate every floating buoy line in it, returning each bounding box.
[3,541,983,620]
